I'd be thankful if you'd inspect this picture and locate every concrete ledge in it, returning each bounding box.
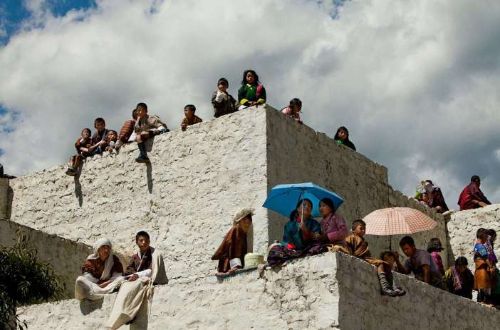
[19,252,499,330]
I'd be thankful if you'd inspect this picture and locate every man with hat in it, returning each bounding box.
[212,208,253,275]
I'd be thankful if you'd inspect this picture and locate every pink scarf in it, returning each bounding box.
[451,266,462,291]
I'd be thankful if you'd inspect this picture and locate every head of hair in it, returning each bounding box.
[289,98,302,108]
[296,198,313,210]
[242,69,259,85]
[132,109,138,119]
[380,251,395,260]
[184,104,196,112]
[351,219,366,231]
[487,229,497,240]
[289,210,299,221]
[399,235,415,248]
[427,238,443,252]
[334,126,349,140]
[471,175,480,183]
[136,102,148,111]
[455,256,468,267]
[108,130,117,136]
[94,117,105,126]
[218,77,228,86]
[82,128,91,135]
[476,228,487,239]
[135,231,150,242]
[320,198,336,213]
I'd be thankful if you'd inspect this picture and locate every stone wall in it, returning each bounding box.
[0,219,92,298]
[8,107,449,285]
[8,109,270,282]
[265,109,448,265]
[447,204,500,267]
[335,253,500,329]
[19,252,499,330]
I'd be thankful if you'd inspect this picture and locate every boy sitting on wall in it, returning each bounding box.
[180,104,202,131]
[89,117,109,155]
[333,220,405,296]
[134,102,169,163]
[66,128,92,176]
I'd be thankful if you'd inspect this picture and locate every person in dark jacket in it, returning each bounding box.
[443,256,474,299]
[212,209,253,275]
[212,78,237,118]
[334,126,356,151]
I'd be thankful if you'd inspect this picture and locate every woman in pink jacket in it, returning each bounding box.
[319,198,348,244]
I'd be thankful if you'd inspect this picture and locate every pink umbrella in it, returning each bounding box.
[363,207,437,249]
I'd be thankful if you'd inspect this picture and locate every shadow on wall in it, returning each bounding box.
[74,175,83,207]
[146,162,153,193]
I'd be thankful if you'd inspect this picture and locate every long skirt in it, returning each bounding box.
[474,259,492,290]
[106,279,152,329]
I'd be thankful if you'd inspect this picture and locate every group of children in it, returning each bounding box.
[212,199,499,306]
[65,102,169,175]
[63,67,365,177]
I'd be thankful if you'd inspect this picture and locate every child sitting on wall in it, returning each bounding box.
[65,128,92,176]
[180,104,202,131]
[105,130,118,152]
[134,102,169,163]
[115,109,138,150]
[281,98,303,124]
[212,78,237,118]
[89,117,109,155]
[332,220,405,296]
[238,69,266,110]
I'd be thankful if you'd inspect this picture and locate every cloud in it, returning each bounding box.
[1,0,500,207]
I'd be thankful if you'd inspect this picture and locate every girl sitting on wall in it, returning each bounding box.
[334,126,356,151]
[238,69,266,110]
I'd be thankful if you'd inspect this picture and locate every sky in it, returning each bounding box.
[1,0,500,209]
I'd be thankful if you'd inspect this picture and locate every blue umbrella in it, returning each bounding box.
[262,182,344,218]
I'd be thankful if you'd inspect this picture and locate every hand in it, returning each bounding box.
[478,201,488,207]
[98,280,111,288]
[128,274,139,281]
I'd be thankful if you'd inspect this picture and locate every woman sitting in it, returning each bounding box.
[282,199,321,250]
[318,198,348,245]
[267,199,322,267]
[74,238,124,301]
[238,69,266,110]
[212,209,254,275]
